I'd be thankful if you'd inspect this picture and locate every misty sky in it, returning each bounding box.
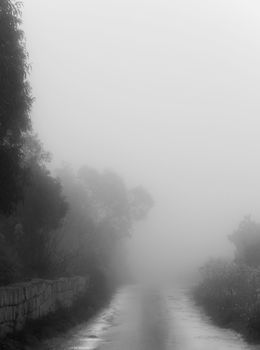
[23,0,260,274]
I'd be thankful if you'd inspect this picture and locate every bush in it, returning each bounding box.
[0,238,22,285]
[193,259,260,333]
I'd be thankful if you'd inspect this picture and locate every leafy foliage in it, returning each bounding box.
[129,186,154,221]
[195,217,260,340]
[194,259,260,332]
[229,216,260,267]
[0,233,22,285]
[56,165,153,284]
[1,135,67,279]
[0,1,153,292]
[0,0,32,214]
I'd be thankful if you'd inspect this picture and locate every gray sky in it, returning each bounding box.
[23,0,260,274]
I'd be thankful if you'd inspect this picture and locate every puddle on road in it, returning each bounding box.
[60,288,131,350]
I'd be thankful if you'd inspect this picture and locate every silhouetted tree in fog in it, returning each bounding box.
[194,217,260,339]
[0,0,32,214]
[229,216,260,267]
[78,166,132,237]
[56,165,153,287]
[129,186,154,222]
[1,134,67,278]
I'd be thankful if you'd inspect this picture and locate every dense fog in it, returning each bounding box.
[23,0,260,277]
[3,0,260,348]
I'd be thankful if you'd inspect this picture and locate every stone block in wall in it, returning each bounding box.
[0,308,4,323]
[2,306,13,323]
[0,275,89,338]
[0,289,8,307]
[14,303,26,331]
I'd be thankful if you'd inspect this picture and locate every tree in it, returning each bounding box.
[78,167,132,237]
[129,186,154,221]
[56,165,99,276]
[229,216,260,267]
[2,135,67,278]
[56,165,154,285]
[0,0,32,214]
[78,167,154,237]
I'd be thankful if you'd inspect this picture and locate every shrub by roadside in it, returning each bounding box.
[193,259,260,342]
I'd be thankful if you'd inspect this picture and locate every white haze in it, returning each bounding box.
[23,0,260,277]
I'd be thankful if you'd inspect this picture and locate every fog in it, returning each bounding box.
[23,0,260,276]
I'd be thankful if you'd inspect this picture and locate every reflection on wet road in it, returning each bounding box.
[42,286,260,350]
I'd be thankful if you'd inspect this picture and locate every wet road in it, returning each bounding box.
[41,286,260,350]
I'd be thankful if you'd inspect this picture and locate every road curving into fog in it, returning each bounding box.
[40,286,260,350]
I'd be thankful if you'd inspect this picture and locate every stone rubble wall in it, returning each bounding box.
[0,276,88,337]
